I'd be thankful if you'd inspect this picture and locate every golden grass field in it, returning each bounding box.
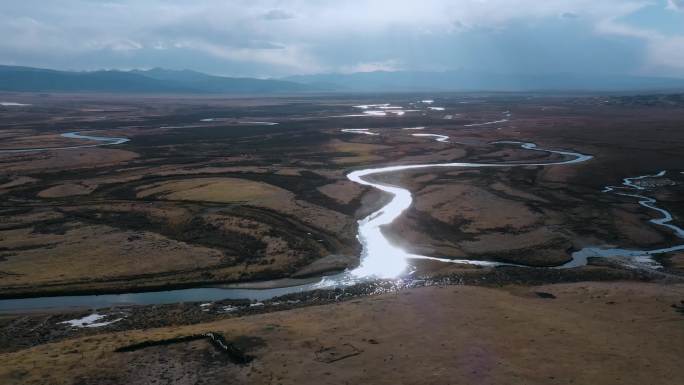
[0,222,224,287]
[137,177,292,204]
[327,139,388,164]
[2,93,684,385]
[1,282,682,385]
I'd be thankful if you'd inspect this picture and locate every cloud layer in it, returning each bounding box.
[1,0,683,77]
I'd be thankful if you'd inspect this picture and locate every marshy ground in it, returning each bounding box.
[1,92,683,384]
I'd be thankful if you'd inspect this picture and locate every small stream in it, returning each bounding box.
[0,132,129,153]
[561,171,684,269]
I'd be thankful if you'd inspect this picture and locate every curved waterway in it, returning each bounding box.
[0,140,596,312]
[412,133,449,142]
[561,171,684,269]
[341,128,379,136]
[2,133,682,312]
[0,132,130,153]
[343,140,592,279]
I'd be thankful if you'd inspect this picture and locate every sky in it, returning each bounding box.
[1,0,684,78]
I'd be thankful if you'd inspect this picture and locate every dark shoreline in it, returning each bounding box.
[1,263,675,314]
[0,266,676,354]
[4,245,682,302]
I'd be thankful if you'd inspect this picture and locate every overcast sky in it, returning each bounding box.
[1,0,684,78]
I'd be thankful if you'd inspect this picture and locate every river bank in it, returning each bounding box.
[2,281,683,385]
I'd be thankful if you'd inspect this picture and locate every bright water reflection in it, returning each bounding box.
[345,141,592,279]
[4,125,682,310]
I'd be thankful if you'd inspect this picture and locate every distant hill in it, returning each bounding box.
[131,68,324,93]
[0,66,320,94]
[285,71,684,92]
[0,65,194,93]
[3,65,684,94]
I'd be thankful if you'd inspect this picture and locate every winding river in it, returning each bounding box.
[1,125,682,312]
[412,133,449,142]
[561,171,684,269]
[0,140,594,311]
[0,132,130,153]
[343,140,592,279]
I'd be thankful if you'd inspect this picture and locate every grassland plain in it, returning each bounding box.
[1,93,684,296]
[1,93,684,385]
[1,282,683,385]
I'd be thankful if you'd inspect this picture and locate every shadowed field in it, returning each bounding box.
[2,282,683,385]
[1,93,684,297]
[1,92,684,385]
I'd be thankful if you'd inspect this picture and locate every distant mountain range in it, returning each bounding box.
[0,66,320,94]
[285,71,684,92]
[131,68,318,93]
[2,65,684,94]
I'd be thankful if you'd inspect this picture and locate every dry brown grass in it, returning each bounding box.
[668,252,684,269]
[0,176,39,190]
[332,154,384,165]
[327,139,388,165]
[136,177,290,204]
[317,181,365,205]
[1,148,139,173]
[38,183,97,198]
[611,207,666,245]
[327,139,389,154]
[415,183,542,231]
[0,222,224,287]
[1,282,682,385]
[136,177,354,235]
[0,133,77,150]
[392,180,569,262]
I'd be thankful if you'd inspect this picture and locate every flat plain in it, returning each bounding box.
[1,92,683,384]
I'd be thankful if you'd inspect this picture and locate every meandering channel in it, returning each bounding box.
[1,132,682,312]
[0,132,130,153]
[0,140,592,311]
[561,171,684,269]
[343,140,592,279]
